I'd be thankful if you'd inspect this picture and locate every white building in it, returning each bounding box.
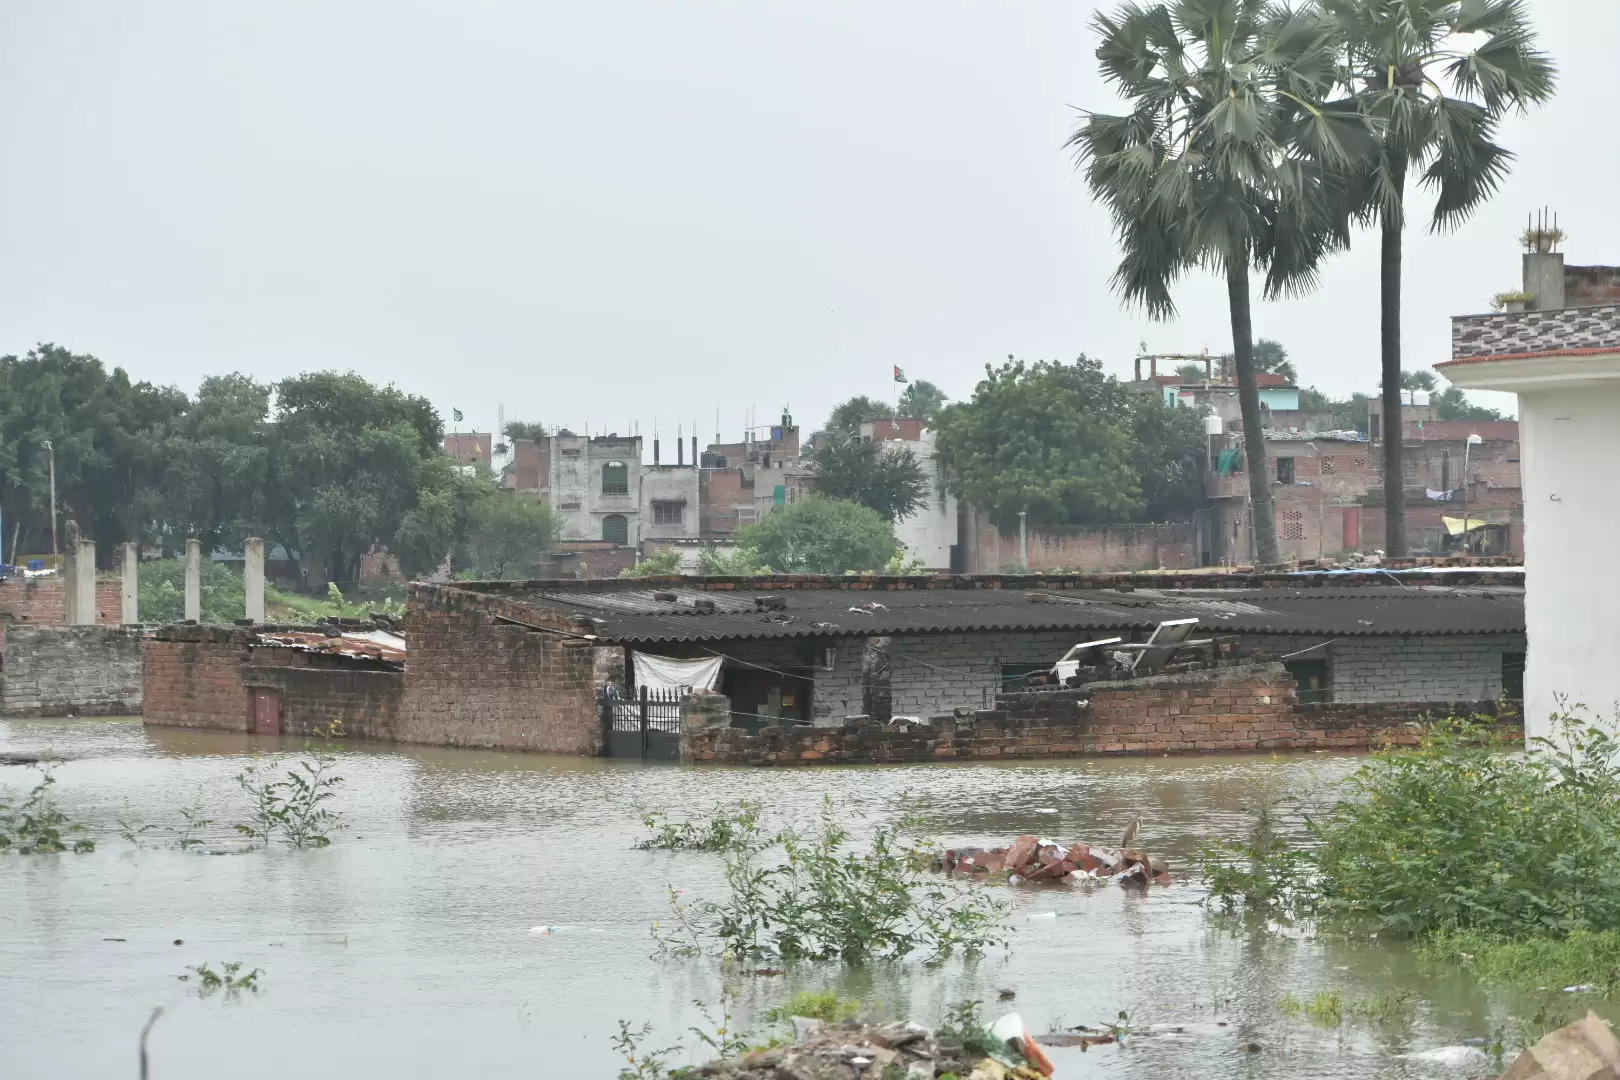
[1441,289,1620,741]
[859,420,958,571]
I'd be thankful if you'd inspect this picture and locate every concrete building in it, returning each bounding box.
[699,410,815,538]
[443,432,493,468]
[1441,239,1620,741]
[857,420,957,571]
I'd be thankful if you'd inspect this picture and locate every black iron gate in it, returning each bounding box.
[602,686,683,761]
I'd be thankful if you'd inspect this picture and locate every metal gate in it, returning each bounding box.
[602,687,683,761]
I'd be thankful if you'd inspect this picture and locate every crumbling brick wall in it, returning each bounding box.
[974,521,1199,573]
[400,584,607,754]
[243,665,404,741]
[683,663,1507,765]
[0,577,123,626]
[0,625,146,716]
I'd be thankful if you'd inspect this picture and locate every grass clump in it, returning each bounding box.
[656,798,1007,965]
[1277,990,1415,1028]
[636,800,764,852]
[182,961,262,998]
[1420,928,1620,994]
[762,990,861,1024]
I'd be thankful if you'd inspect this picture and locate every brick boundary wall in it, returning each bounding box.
[681,662,1519,765]
[0,577,124,626]
[143,633,253,731]
[0,625,146,716]
[243,665,404,741]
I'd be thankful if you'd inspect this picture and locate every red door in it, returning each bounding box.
[1341,507,1360,551]
[251,688,281,735]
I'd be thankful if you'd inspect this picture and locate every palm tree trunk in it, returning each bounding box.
[1228,263,1279,565]
[1380,157,1408,557]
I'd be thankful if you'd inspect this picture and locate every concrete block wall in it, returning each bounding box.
[1326,635,1520,704]
[0,625,145,716]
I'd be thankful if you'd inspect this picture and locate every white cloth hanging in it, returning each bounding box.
[632,651,723,692]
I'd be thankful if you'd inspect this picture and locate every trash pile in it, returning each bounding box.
[942,831,1173,887]
[1499,1011,1620,1080]
[688,1013,1054,1079]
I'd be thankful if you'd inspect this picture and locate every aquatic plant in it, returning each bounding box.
[655,798,1007,964]
[0,767,94,854]
[234,723,346,848]
[182,961,262,998]
[1198,801,1311,918]
[1420,928,1620,995]
[116,801,157,846]
[610,1019,684,1080]
[1277,990,1344,1027]
[174,797,214,850]
[761,990,861,1025]
[636,800,764,852]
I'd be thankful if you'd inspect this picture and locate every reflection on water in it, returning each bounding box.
[0,717,1525,1077]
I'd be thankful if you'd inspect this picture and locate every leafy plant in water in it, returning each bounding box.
[116,801,156,846]
[1278,991,1343,1027]
[761,990,861,1025]
[234,722,346,848]
[0,767,95,853]
[183,960,262,998]
[1199,801,1311,917]
[656,798,1007,964]
[636,800,764,852]
[611,1019,685,1080]
[174,796,214,850]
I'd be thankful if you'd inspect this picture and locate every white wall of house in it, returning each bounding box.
[889,431,957,570]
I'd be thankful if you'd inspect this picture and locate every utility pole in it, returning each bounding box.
[1461,433,1482,555]
[44,439,57,556]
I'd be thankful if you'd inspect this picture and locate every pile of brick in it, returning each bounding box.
[689,1015,1052,1079]
[942,833,1172,887]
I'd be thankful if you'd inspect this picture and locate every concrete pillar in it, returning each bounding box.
[73,540,96,625]
[1523,252,1566,311]
[61,544,78,624]
[862,636,893,725]
[122,542,139,624]
[243,537,265,624]
[184,538,202,622]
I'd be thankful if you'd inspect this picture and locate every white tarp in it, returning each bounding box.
[632,651,723,692]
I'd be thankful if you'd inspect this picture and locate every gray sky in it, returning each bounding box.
[3,1,1609,440]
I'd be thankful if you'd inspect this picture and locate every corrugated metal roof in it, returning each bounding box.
[488,583,1523,645]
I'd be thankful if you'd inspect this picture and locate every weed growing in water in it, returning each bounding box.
[1419,928,1620,994]
[174,797,214,850]
[1277,991,1344,1027]
[610,1019,684,1080]
[0,767,94,853]
[636,800,764,852]
[761,990,861,1025]
[234,723,346,848]
[654,798,1007,964]
[116,801,157,846]
[1198,802,1312,918]
[182,961,262,998]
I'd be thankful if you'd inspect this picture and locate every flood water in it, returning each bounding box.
[0,717,1543,1078]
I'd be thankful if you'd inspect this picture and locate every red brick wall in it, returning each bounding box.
[681,664,1506,765]
[443,432,493,466]
[700,467,754,537]
[143,635,252,731]
[244,665,404,741]
[508,439,545,492]
[400,584,606,753]
[0,577,123,625]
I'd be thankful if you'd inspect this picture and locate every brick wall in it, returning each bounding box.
[399,584,607,754]
[1566,265,1620,308]
[243,665,404,741]
[1326,635,1517,703]
[682,662,1511,765]
[0,577,123,625]
[974,521,1198,573]
[0,625,145,716]
[144,633,252,731]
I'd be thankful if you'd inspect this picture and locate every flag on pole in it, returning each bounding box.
[452,408,464,423]
[893,365,908,384]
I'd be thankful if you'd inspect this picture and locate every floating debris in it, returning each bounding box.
[942,832,1174,887]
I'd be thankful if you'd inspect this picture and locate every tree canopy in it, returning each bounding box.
[735,497,897,574]
[811,436,928,522]
[822,396,893,438]
[935,355,1205,530]
[897,380,948,422]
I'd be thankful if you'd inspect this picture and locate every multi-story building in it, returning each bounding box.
[698,411,814,538]
[857,419,957,571]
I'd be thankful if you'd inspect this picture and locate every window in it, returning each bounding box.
[1285,659,1330,704]
[1320,457,1335,475]
[602,514,628,545]
[601,460,628,495]
[1502,652,1525,701]
[1275,457,1295,485]
[1280,510,1304,541]
[652,501,683,526]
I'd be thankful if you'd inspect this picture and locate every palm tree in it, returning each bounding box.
[1071,0,1366,565]
[1320,0,1555,556]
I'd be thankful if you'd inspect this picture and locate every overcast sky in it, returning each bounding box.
[3,1,1610,441]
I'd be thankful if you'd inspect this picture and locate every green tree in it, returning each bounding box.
[1174,362,1209,383]
[1217,339,1298,384]
[621,549,682,578]
[1322,0,1554,556]
[936,355,1160,529]
[454,495,560,579]
[812,436,928,522]
[1071,0,1364,565]
[896,379,948,421]
[265,372,454,588]
[1401,370,1437,391]
[1129,394,1212,520]
[698,545,767,575]
[147,374,272,555]
[736,497,896,574]
[823,396,892,438]
[137,558,246,624]
[503,420,549,442]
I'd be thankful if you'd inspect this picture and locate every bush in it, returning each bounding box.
[656,799,1007,964]
[636,801,764,851]
[622,551,682,578]
[138,558,246,624]
[1207,713,1620,940]
[0,768,95,853]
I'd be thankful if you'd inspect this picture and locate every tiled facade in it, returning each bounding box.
[1452,304,1620,361]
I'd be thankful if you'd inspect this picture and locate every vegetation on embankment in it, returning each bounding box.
[1204,713,1620,994]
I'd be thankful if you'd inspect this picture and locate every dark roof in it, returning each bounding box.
[477,582,1524,645]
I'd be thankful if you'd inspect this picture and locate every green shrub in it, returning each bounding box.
[0,768,95,853]
[138,558,245,624]
[636,801,764,852]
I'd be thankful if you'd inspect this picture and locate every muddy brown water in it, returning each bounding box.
[0,717,1558,1078]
